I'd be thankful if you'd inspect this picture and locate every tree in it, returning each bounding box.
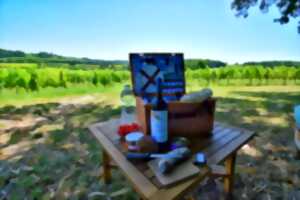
[197,61,206,69]
[200,68,211,85]
[295,68,300,84]
[210,70,217,84]
[224,68,234,85]
[256,66,266,85]
[92,72,98,85]
[243,67,254,85]
[111,72,121,83]
[287,67,297,83]
[264,68,271,84]
[0,49,26,58]
[59,71,67,88]
[16,78,27,90]
[231,0,300,33]
[29,73,39,91]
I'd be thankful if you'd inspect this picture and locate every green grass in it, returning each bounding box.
[0,62,38,68]
[0,83,125,106]
[1,80,299,107]
[1,84,300,199]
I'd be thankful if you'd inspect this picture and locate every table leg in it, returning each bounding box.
[224,153,236,197]
[102,150,112,184]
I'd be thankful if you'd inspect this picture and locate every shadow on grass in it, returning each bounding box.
[231,91,300,105]
[215,90,300,199]
[0,101,138,199]
[1,90,300,199]
[217,90,299,126]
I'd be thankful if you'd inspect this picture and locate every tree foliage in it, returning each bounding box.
[185,59,227,69]
[243,60,300,67]
[28,73,39,91]
[231,0,300,33]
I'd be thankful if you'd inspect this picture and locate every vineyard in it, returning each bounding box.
[1,61,300,199]
[0,63,130,91]
[0,63,300,91]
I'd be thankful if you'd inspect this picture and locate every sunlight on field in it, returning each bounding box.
[1,83,299,108]
[0,63,38,68]
[0,84,124,107]
[187,83,300,97]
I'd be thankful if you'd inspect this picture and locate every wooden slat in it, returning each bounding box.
[149,167,210,200]
[151,176,163,188]
[207,131,255,165]
[148,158,201,188]
[190,128,233,153]
[144,169,155,178]
[209,164,228,177]
[135,162,150,172]
[96,119,120,142]
[89,124,158,199]
[202,130,241,157]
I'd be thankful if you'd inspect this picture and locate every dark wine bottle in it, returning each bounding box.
[151,78,169,152]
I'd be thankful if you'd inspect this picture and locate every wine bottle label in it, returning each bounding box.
[151,110,168,143]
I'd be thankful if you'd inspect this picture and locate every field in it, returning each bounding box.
[1,63,300,199]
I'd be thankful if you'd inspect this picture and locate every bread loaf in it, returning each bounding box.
[180,88,213,103]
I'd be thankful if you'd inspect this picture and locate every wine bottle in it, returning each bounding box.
[151,78,168,152]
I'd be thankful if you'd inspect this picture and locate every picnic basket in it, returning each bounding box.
[129,53,216,138]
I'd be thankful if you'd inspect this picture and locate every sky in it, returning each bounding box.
[0,0,299,63]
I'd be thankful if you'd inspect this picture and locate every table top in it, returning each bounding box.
[88,118,255,200]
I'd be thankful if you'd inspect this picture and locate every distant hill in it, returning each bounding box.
[0,49,228,69]
[1,48,299,69]
[0,49,128,67]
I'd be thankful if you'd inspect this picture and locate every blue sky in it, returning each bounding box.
[0,0,299,63]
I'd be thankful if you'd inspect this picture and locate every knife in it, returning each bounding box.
[126,152,181,160]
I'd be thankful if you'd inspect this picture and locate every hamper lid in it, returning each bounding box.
[129,53,185,99]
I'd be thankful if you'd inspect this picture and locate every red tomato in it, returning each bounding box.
[118,123,141,137]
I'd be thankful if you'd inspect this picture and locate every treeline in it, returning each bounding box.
[243,61,300,67]
[0,49,128,68]
[185,59,226,69]
[2,48,300,70]
[0,49,228,69]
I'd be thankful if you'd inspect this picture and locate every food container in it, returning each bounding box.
[130,53,216,138]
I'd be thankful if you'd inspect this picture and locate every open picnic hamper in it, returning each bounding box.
[129,53,216,138]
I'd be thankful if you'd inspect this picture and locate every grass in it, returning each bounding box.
[0,83,300,199]
[0,63,38,68]
[0,83,124,107]
[1,80,299,107]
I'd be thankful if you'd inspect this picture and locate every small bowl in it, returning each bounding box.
[125,132,144,151]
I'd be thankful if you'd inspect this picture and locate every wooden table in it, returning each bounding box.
[88,119,255,200]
